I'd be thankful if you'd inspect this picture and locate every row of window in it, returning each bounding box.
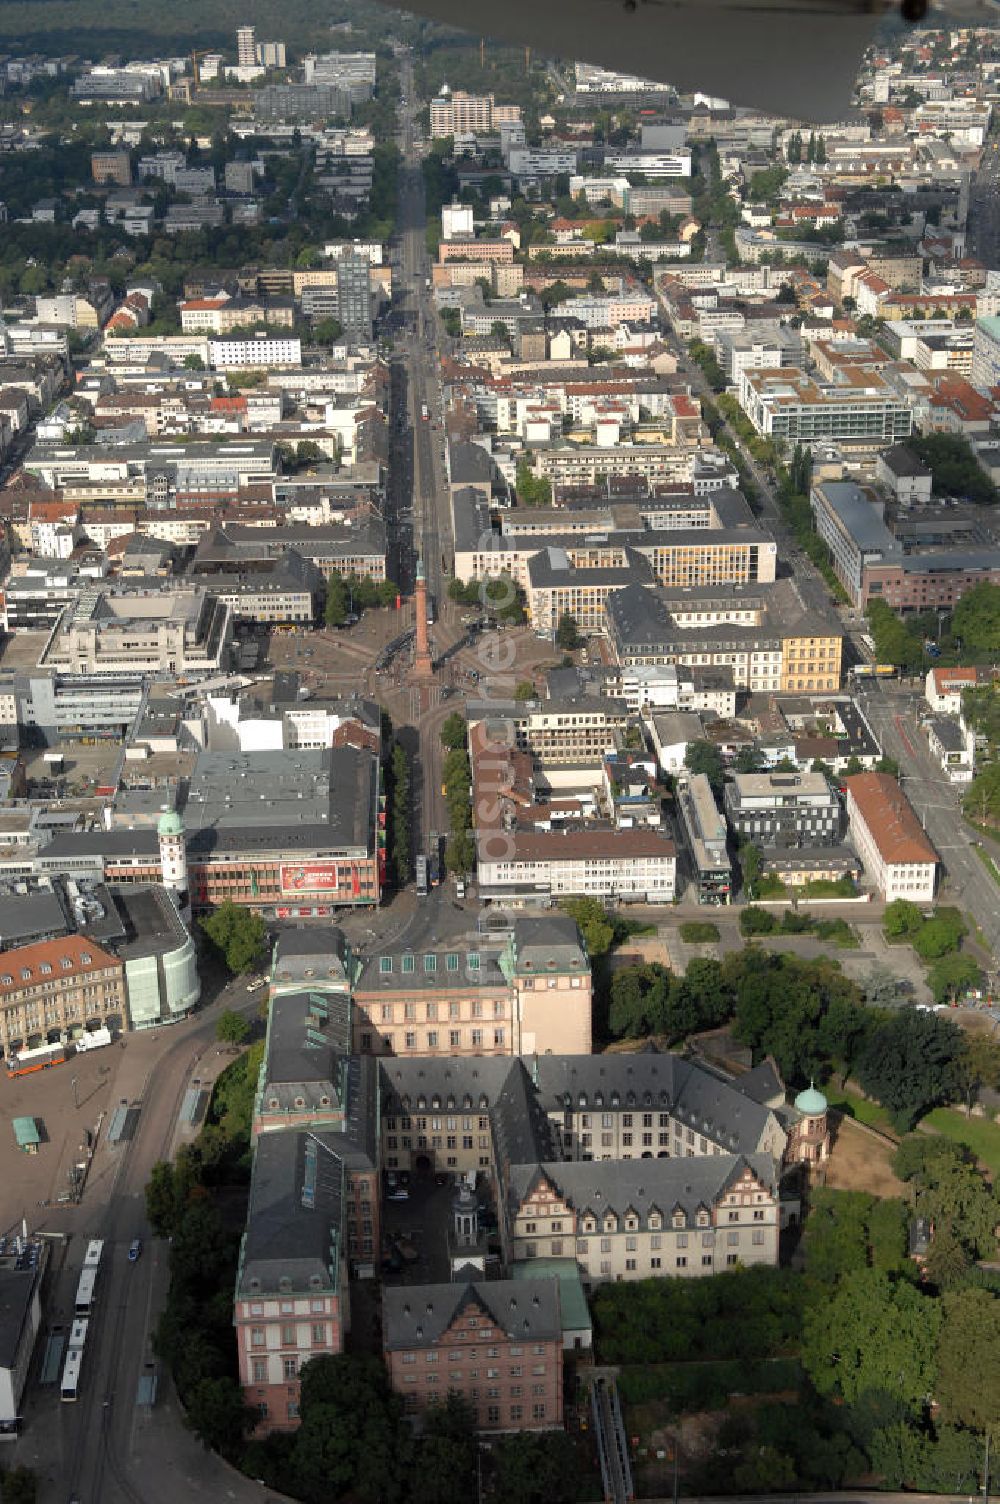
[378,953,481,975]
[367,999,506,1022]
[363,1030,505,1052]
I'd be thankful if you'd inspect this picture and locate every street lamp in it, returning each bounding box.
[71,1076,79,1110]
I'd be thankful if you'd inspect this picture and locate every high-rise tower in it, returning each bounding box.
[236,25,257,66]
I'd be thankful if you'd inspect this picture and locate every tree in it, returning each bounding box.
[862,964,903,1008]
[555,613,581,651]
[390,741,411,886]
[324,574,348,626]
[515,462,552,507]
[927,953,982,1006]
[1,1468,37,1504]
[935,1288,1000,1435]
[444,829,475,875]
[856,1009,963,1131]
[910,910,965,960]
[739,841,763,898]
[183,353,205,371]
[964,762,1000,827]
[489,1431,583,1504]
[215,1009,250,1046]
[145,1160,177,1237]
[185,1376,254,1454]
[200,902,266,975]
[410,1395,477,1504]
[292,1355,406,1504]
[313,317,343,343]
[609,962,672,1039]
[734,745,765,773]
[954,1031,1000,1111]
[910,435,998,510]
[922,1225,972,1291]
[684,739,725,794]
[560,897,614,957]
[883,898,924,939]
[440,712,468,751]
[801,1267,940,1411]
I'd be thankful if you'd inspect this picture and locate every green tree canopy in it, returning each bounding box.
[935,1288,1000,1435]
[883,899,924,939]
[292,1354,407,1504]
[200,902,266,975]
[489,1431,584,1504]
[684,739,725,793]
[910,432,998,507]
[515,462,552,507]
[927,952,982,1005]
[215,1009,250,1046]
[555,612,581,650]
[953,581,1000,651]
[801,1267,940,1410]
[856,1009,963,1131]
[559,897,613,957]
[440,712,468,750]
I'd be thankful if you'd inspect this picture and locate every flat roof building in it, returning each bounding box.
[676,772,732,904]
[724,770,842,849]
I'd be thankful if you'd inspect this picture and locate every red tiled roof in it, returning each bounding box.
[846,772,937,867]
[0,935,119,997]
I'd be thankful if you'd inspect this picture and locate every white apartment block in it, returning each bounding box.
[476,829,677,903]
[739,367,913,445]
[209,337,302,370]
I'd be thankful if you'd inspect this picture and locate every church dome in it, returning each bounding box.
[794,1084,828,1116]
[157,809,184,838]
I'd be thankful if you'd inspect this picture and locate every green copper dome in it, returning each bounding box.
[157,809,184,838]
[794,1084,828,1116]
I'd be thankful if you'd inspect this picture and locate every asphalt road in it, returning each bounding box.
[856,676,1000,968]
[391,51,456,848]
[15,975,293,1504]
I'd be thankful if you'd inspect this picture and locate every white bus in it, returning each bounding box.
[68,1318,89,1350]
[74,1267,97,1316]
[83,1239,104,1270]
[61,1345,83,1402]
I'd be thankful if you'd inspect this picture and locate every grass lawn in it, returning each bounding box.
[920,1106,1000,1176]
[825,1084,898,1136]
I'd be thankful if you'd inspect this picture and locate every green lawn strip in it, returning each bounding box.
[824,1084,899,1136]
[919,1106,1000,1176]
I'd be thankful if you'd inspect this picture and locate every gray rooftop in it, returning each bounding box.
[507,915,588,975]
[382,1278,561,1351]
[239,1130,344,1297]
[532,1052,779,1157]
[0,1266,38,1369]
[814,482,898,555]
[508,1153,777,1228]
[182,745,376,856]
